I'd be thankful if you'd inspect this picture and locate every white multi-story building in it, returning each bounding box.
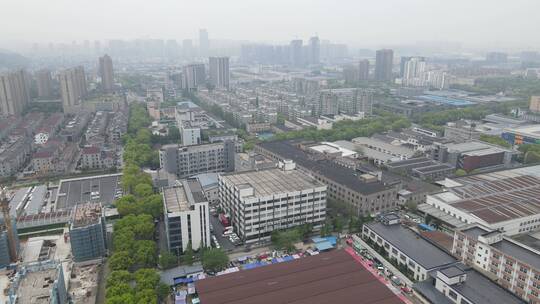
[361,218,456,281]
[452,224,540,303]
[219,161,327,243]
[163,179,211,254]
[180,122,201,146]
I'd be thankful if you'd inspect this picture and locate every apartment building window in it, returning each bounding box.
[448,290,458,300]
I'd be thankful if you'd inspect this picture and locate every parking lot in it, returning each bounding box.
[55,173,123,210]
[208,213,238,252]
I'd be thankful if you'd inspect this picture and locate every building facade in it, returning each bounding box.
[59,66,87,113]
[0,70,31,116]
[69,203,107,262]
[98,54,114,92]
[209,57,230,90]
[452,225,540,303]
[163,179,210,254]
[159,141,236,178]
[219,162,327,243]
[375,49,394,81]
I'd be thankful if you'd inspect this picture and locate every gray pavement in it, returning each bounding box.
[353,236,414,288]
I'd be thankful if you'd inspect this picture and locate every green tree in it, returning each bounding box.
[271,229,301,252]
[113,229,136,252]
[135,289,157,304]
[333,217,344,233]
[182,241,194,266]
[134,241,157,267]
[201,248,229,273]
[320,220,332,237]
[159,251,178,269]
[106,283,133,298]
[479,134,511,148]
[156,283,171,302]
[115,195,138,216]
[106,270,133,288]
[134,268,160,290]
[524,151,540,164]
[106,293,136,304]
[405,199,417,212]
[455,169,467,176]
[134,183,153,198]
[110,251,134,271]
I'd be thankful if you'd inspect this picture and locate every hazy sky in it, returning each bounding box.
[2,0,540,49]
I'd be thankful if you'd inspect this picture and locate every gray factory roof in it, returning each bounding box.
[220,167,324,198]
[366,222,457,270]
[258,141,393,195]
[55,173,123,210]
[415,264,523,304]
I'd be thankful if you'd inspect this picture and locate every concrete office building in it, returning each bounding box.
[402,57,426,86]
[502,124,540,145]
[219,161,327,243]
[69,203,107,262]
[308,36,320,65]
[358,59,370,80]
[375,49,394,81]
[199,29,209,57]
[35,69,54,98]
[0,70,31,116]
[361,218,457,281]
[452,224,540,303]
[98,54,114,92]
[7,261,68,304]
[255,141,401,218]
[432,141,514,172]
[425,165,540,235]
[59,66,87,113]
[209,57,230,89]
[318,88,373,116]
[179,122,201,146]
[290,39,304,67]
[159,141,236,178]
[163,179,210,254]
[182,63,206,91]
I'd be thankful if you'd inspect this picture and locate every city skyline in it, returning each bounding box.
[2,0,540,51]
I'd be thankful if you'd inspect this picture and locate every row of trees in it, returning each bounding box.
[106,104,166,304]
[271,113,411,142]
[518,144,540,164]
[451,76,540,98]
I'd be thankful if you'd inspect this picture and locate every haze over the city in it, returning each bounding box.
[2,0,540,50]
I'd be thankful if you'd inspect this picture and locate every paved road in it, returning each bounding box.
[352,236,414,287]
[209,215,237,251]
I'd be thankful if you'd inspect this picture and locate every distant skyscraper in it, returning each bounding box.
[183,39,194,59]
[358,59,370,81]
[0,69,31,116]
[98,54,114,92]
[182,63,206,91]
[36,69,53,98]
[199,29,209,57]
[399,56,412,78]
[309,36,320,65]
[59,66,87,112]
[375,49,394,81]
[290,39,304,67]
[209,57,230,89]
[402,57,426,86]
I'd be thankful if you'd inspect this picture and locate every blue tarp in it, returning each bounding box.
[282,256,294,262]
[271,258,278,264]
[173,277,194,285]
[244,261,267,269]
[314,240,334,251]
[312,236,337,246]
